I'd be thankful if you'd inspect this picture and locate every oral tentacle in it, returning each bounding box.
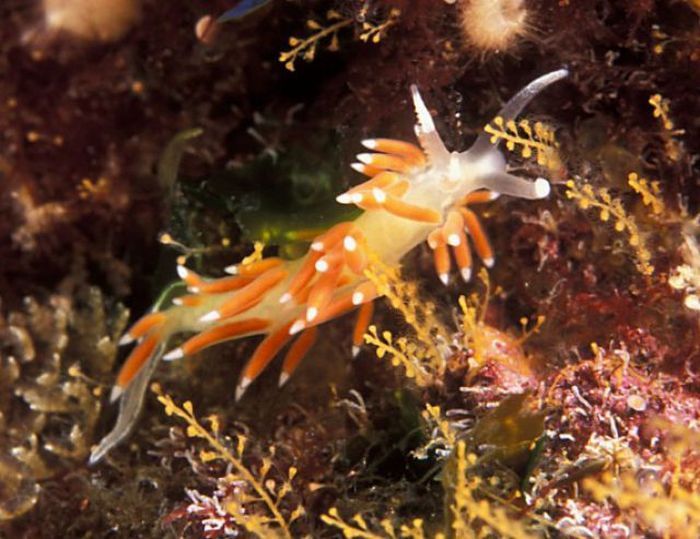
[475,172,550,200]
[471,68,569,155]
[90,340,166,465]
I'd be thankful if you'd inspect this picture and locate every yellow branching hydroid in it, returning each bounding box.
[323,437,536,538]
[648,93,684,161]
[153,384,303,538]
[363,255,448,380]
[584,471,700,539]
[565,178,654,275]
[627,172,665,216]
[279,9,400,71]
[484,117,560,171]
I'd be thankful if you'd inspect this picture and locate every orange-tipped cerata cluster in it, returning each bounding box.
[90,69,568,464]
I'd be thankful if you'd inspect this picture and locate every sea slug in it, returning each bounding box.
[90,68,568,464]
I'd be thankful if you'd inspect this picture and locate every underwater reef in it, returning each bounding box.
[1,0,699,537]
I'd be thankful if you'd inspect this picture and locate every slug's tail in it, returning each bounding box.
[89,338,165,465]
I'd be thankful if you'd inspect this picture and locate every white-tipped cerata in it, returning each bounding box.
[224,264,239,275]
[289,319,306,335]
[306,307,318,322]
[279,292,292,304]
[447,233,461,247]
[278,371,290,387]
[109,385,124,403]
[351,193,364,204]
[483,257,495,268]
[372,188,387,204]
[176,265,189,280]
[361,139,377,149]
[118,333,134,346]
[352,345,360,358]
[163,348,184,361]
[350,162,367,174]
[336,193,352,204]
[235,377,251,402]
[356,153,373,165]
[315,258,330,273]
[200,310,221,323]
[352,291,364,305]
[439,273,449,285]
[461,268,472,282]
[343,235,358,252]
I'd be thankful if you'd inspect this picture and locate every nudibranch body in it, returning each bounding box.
[90,69,568,464]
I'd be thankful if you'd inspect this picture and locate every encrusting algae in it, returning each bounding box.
[0,286,127,520]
